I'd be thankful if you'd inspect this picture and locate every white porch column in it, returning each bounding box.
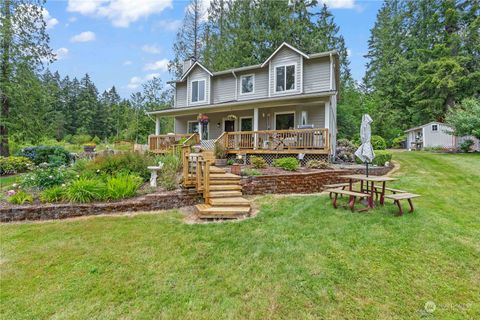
[324,101,330,150]
[155,116,161,135]
[253,108,259,149]
[198,121,202,141]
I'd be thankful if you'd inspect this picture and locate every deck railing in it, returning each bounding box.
[148,133,196,153]
[217,128,329,153]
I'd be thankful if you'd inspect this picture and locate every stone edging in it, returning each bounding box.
[0,191,201,223]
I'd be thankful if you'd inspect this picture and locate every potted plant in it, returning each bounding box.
[83,142,96,152]
[214,143,227,166]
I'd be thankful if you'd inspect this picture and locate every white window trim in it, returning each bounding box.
[273,111,296,130]
[239,116,253,131]
[187,120,199,134]
[300,111,308,126]
[190,77,207,104]
[240,74,255,95]
[222,117,237,132]
[274,63,296,93]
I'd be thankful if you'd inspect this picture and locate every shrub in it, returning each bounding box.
[272,157,299,171]
[226,159,235,166]
[250,156,267,169]
[460,139,474,153]
[86,152,152,181]
[106,174,142,200]
[155,154,181,190]
[65,178,106,203]
[7,191,34,205]
[21,167,73,190]
[17,146,72,166]
[306,159,331,169]
[71,134,92,145]
[91,136,101,145]
[336,139,356,163]
[214,143,226,159]
[40,186,66,203]
[372,150,393,166]
[371,135,387,150]
[391,135,406,149]
[241,168,262,176]
[0,156,33,175]
[71,159,89,173]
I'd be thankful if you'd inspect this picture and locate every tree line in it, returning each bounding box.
[1,0,479,156]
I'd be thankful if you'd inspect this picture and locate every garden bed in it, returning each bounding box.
[0,190,201,223]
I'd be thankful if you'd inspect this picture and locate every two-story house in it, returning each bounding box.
[148,42,339,162]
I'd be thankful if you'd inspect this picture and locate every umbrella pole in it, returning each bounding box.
[366,162,369,177]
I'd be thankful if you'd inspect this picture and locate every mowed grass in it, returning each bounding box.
[1,152,479,319]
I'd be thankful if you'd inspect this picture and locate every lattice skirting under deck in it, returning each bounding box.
[226,153,329,166]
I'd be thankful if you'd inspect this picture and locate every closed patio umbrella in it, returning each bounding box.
[355,114,375,177]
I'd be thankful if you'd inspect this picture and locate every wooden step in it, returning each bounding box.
[209,173,241,181]
[209,191,243,198]
[209,185,242,191]
[209,180,241,185]
[195,204,250,218]
[209,166,226,174]
[209,197,250,207]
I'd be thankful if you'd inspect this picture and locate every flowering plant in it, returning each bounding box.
[197,114,209,124]
[226,114,237,120]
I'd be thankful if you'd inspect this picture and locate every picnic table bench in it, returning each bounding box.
[385,193,420,215]
[324,183,350,198]
[326,188,372,212]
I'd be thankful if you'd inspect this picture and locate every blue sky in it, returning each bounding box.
[44,0,383,98]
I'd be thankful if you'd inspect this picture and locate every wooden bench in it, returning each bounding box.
[384,193,420,215]
[326,189,372,212]
[324,183,350,198]
[373,186,407,202]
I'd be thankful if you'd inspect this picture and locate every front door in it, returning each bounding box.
[224,120,235,132]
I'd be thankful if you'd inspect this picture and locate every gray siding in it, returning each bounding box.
[186,65,211,107]
[175,83,187,108]
[304,57,331,93]
[423,123,454,148]
[237,68,269,101]
[212,74,236,104]
[257,104,325,131]
[269,47,302,97]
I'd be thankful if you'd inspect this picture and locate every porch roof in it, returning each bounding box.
[147,91,335,117]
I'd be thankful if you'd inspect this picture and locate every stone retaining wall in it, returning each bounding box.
[240,166,393,195]
[0,191,201,223]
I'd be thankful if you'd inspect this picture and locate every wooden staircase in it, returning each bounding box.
[194,165,251,219]
[181,140,251,219]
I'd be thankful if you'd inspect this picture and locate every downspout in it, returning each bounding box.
[232,70,238,101]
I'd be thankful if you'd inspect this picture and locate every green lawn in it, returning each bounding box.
[1,152,479,319]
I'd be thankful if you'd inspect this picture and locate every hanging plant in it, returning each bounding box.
[197,113,209,124]
[226,114,237,121]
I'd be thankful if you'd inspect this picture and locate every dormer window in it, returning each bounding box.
[275,64,295,92]
[191,79,206,103]
[240,74,254,94]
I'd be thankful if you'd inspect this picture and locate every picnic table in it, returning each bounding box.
[340,174,397,209]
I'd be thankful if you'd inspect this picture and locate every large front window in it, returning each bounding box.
[275,112,295,130]
[275,65,295,92]
[191,79,205,102]
[187,121,199,134]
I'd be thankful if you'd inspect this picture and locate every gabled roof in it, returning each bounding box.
[179,61,213,82]
[260,42,310,68]
[404,121,451,132]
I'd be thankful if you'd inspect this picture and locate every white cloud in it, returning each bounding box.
[127,73,160,89]
[123,60,133,66]
[144,59,169,72]
[68,16,78,23]
[346,49,352,57]
[67,0,173,28]
[70,31,96,43]
[42,8,59,29]
[142,44,161,54]
[321,0,356,9]
[54,48,69,60]
[155,19,182,32]
[185,0,209,22]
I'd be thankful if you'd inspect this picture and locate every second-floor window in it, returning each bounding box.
[191,79,206,103]
[241,74,254,94]
[275,64,295,92]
